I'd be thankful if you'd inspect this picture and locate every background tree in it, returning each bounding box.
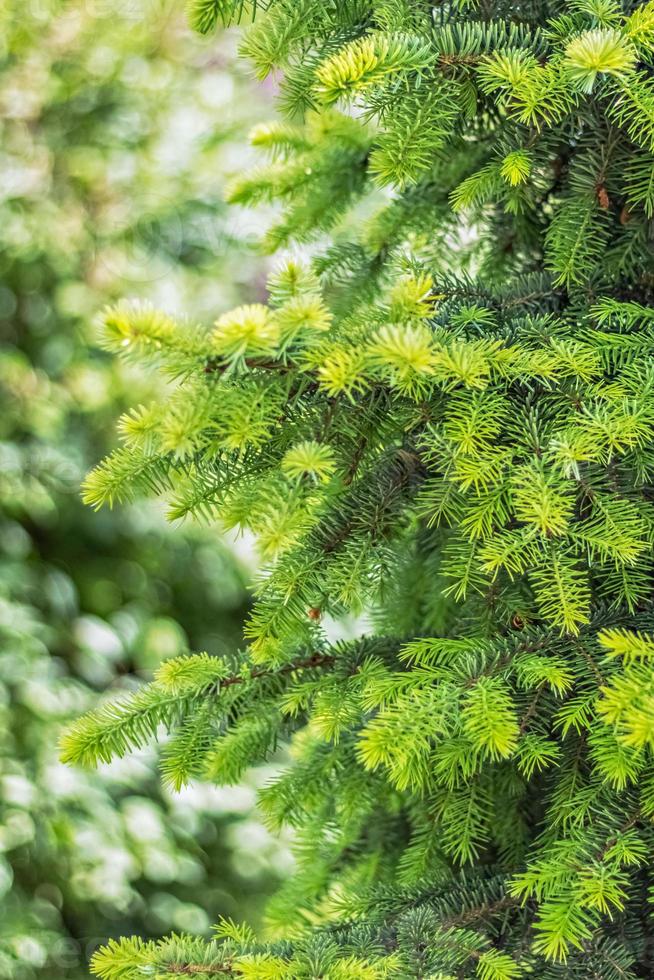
[64,0,654,978]
[0,1,285,976]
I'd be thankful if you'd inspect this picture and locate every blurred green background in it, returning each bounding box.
[0,2,285,977]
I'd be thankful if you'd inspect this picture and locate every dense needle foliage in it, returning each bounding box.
[64,0,654,976]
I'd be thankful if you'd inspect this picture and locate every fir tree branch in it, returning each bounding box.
[83,0,654,973]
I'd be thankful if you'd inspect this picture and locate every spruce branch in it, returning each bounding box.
[81,0,654,974]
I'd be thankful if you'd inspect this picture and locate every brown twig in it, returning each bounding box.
[167,964,235,975]
[219,652,335,690]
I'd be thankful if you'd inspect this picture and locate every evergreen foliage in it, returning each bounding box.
[66,0,654,976]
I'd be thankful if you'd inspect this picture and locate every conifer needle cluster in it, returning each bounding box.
[63,1,654,977]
